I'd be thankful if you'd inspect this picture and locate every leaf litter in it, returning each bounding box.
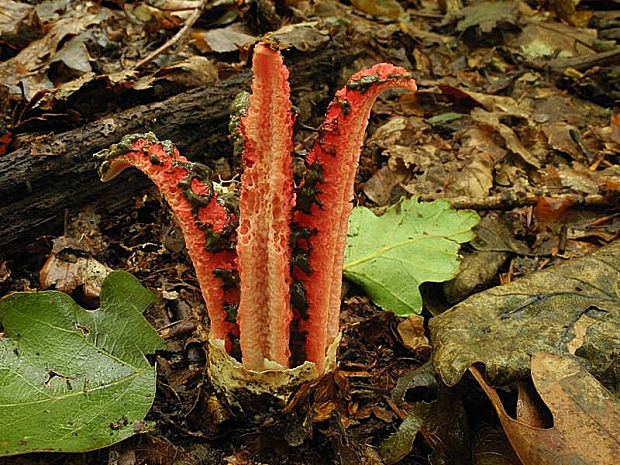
[470,351,619,465]
[0,0,619,463]
[431,240,620,392]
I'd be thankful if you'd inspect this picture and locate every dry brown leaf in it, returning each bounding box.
[542,122,583,160]
[473,424,522,465]
[410,388,471,465]
[39,235,111,301]
[471,108,541,168]
[50,33,92,73]
[153,56,218,89]
[264,21,331,52]
[547,0,592,27]
[444,212,521,303]
[470,351,620,465]
[369,116,429,149]
[556,163,608,194]
[351,0,403,18]
[533,196,575,225]
[386,144,436,174]
[0,261,10,285]
[515,380,552,428]
[363,164,405,206]
[371,406,394,423]
[0,1,33,36]
[448,125,506,198]
[397,315,431,359]
[191,24,255,54]
[313,401,337,422]
[450,1,521,35]
[456,89,531,119]
[506,21,597,61]
[594,112,620,154]
[125,2,188,25]
[431,241,620,390]
[0,14,102,98]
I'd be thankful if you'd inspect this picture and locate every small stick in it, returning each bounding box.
[558,225,568,255]
[418,193,618,211]
[134,1,205,70]
[588,212,620,227]
[408,11,444,19]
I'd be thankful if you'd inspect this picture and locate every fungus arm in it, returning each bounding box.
[95,133,241,355]
[293,66,417,370]
[236,43,295,369]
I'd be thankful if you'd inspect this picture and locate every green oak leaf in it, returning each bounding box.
[380,411,423,464]
[0,271,165,456]
[344,197,479,316]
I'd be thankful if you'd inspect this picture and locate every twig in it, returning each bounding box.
[135,1,205,70]
[408,11,444,19]
[418,193,618,211]
[541,48,620,72]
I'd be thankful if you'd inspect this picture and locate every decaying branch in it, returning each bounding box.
[0,43,362,258]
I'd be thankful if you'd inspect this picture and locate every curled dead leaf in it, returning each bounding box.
[473,424,522,465]
[39,213,111,303]
[191,24,255,54]
[533,196,575,225]
[380,412,423,465]
[351,0,403,18]
[40,240,112,302]
[470,351,620,465]
[397,315,431,360]
[0,261,10,284]
[470,108,541,168]
[430,240,620,391]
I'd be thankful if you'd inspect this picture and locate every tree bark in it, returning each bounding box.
[0,44,362,258]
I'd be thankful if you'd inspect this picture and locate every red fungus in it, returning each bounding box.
[95,43,416,375]
[236,43,295,370]
[291,65,417,370]
[94,134,241,355]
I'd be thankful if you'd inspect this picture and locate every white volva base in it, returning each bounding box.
[207,333,341,418]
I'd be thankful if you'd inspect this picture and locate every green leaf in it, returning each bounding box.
[343,197,479,316]
[380,411,423,464]
[0,271,165,456]
[424,112,466,125]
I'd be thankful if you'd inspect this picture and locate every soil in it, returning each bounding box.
[0,0,618,464]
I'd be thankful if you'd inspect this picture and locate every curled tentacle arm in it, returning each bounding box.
[292,66,417,370]
[95,133,241,355]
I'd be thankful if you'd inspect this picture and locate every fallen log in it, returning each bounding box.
[0,44,360,258]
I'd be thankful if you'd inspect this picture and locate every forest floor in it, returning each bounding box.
[0,0,618,464]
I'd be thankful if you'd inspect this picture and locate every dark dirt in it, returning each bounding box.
[1,0,618,464]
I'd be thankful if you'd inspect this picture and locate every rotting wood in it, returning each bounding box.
[0,43,362,258]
